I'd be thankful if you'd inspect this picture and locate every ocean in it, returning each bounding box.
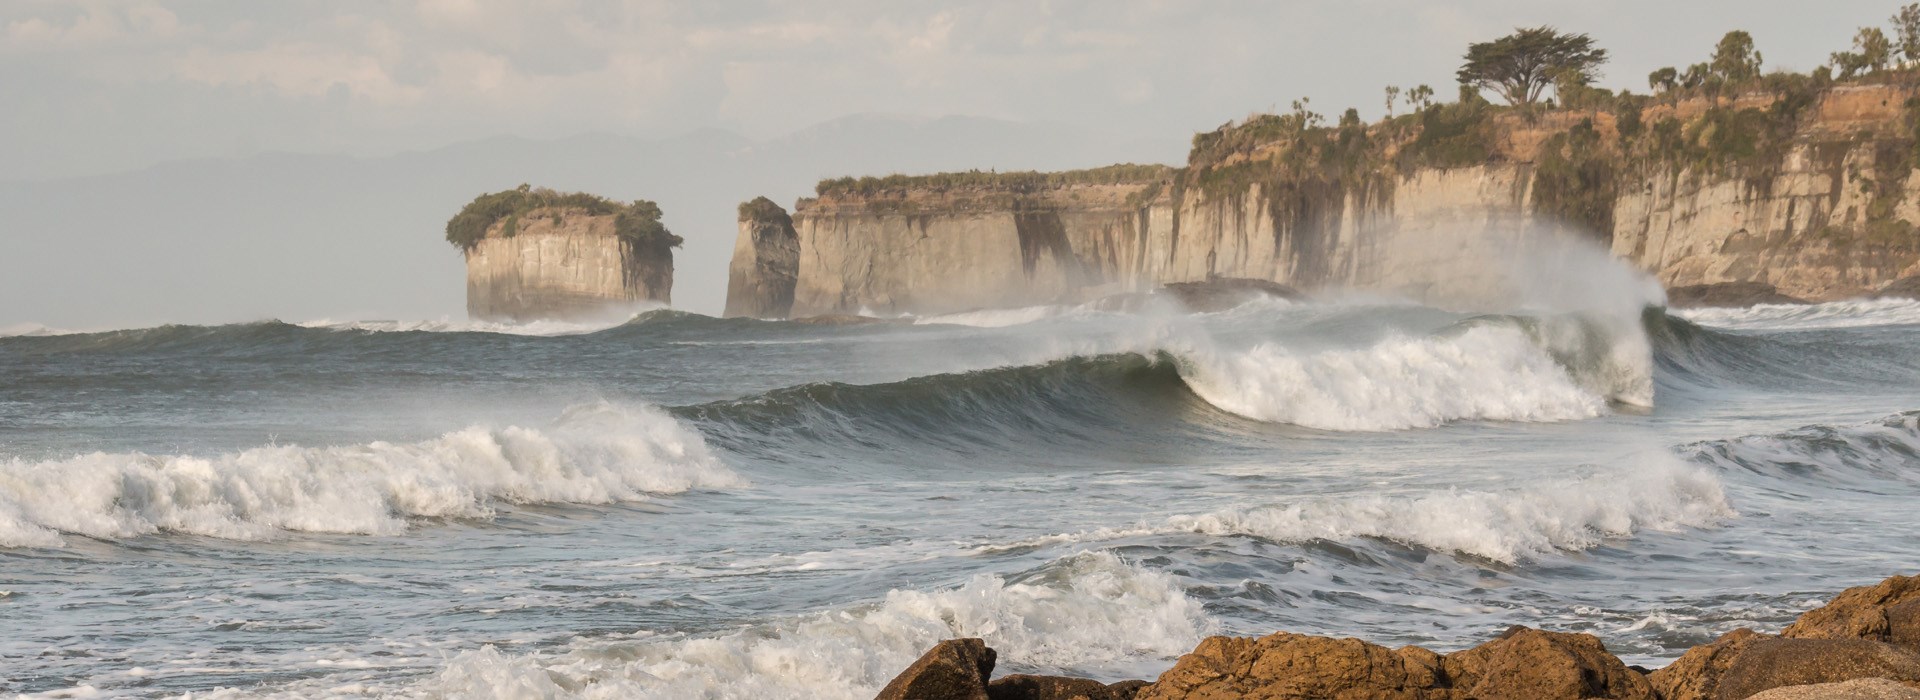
[4,273,1919,697]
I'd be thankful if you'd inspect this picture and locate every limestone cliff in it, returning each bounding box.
[451,187,679,321]
[726,82,1920,317]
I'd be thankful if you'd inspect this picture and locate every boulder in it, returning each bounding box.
[987,674,1143,700]
[1744,678,1920,699]
[1650,629,1920,700]
[1159,277,1304,312]
[1134,632,1447,699]
[877,638,997,700]
[1784,575,1920,652]
[1441,626,1654,700]
[1650,629,1771,700]
[1716,638,1920,700]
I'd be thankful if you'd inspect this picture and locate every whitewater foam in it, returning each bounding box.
[1678,298,1920,331]
[0,402,743,548]
[1166,454,1733,563]
[251,551,1209,700]
[1176,324,1612,431]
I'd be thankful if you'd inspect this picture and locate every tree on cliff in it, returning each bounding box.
[1648,67,1679,103]
[1711,31,1764,84]
[1384,86,1400,117]
[1832,27,1892,78]
[1457,27,1608,108]
[1896,3,1920,65]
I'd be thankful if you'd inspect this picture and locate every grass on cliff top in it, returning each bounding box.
[446,185,682,252]
[813,163,1174,197]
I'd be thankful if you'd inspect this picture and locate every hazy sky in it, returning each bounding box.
[4,0,1899,181]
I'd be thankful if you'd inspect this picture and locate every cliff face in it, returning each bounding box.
[727,84,1920,317]
[465,207,673,321]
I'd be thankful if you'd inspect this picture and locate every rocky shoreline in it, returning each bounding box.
[876,574,1920,700]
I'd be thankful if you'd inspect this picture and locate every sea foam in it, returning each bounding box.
[1167,454,1733,564]
[0,402,743,548]
[390,551,1207,700]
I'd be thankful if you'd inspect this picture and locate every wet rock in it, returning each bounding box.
[1743,678,1920,699]
[1159,277,1304,313]
[1665,282,1805,308]
[1134,632,1447,699]
[1441,626,1654,700]
[1651,629,1920,700]
[987,674,1141,700]
[1784,574,1920,652]
[877,638,997,700]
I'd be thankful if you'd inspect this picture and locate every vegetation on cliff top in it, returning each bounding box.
[445,185,682,252]
[738,196,792,225]
[813,164,1173,197]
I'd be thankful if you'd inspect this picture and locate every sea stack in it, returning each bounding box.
[724,197,801,318]
[448,185,681,321]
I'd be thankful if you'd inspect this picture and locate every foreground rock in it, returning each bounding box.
[1875,276,1920,300]
[876,574,1920,700]
[1785,574,1920,652]
[876,638,996,700]
[1745,678,1920,699]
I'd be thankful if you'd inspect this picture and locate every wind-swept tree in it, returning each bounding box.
[1457,26,1609,107]
[1648,66,1679,103]
[1385,86,1401,117]
[1408,84,1436,111]
[1894,3,1920,65]
[1833,27,1893,78]
[1711,31,1764,84]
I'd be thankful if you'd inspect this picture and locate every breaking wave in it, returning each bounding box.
[1166,454,1733,564]
[1678,297,1920,331]
[0,402,742,548]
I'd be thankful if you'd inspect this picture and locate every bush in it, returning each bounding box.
[445,185,679,251]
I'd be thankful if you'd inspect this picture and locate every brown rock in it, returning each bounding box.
[1135,632,1447,699]
[1105,680,1152,699]
[1441,626,1654,700]
[1650,628,1920,700]
[1744,678,1920,699]
[1650,629,1772,700]
[1716,638,1920,700]
[988,674,1136,700]
[877,638,997,700]
[1875,276,1920,300]
[1160,277,1304,313]
[1785,575,1920,652]
[1666,282,1805,308]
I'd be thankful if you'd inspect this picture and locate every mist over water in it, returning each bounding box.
[3,243,1918,697]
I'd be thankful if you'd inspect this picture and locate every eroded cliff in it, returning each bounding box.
[727,82,1920,317]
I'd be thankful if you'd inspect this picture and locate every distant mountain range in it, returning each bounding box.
[0,115,1180,328]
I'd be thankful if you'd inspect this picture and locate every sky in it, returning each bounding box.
[0,0,1904,326]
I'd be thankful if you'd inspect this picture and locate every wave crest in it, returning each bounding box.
[1166,454,1732,563]
[0,402,743,548]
